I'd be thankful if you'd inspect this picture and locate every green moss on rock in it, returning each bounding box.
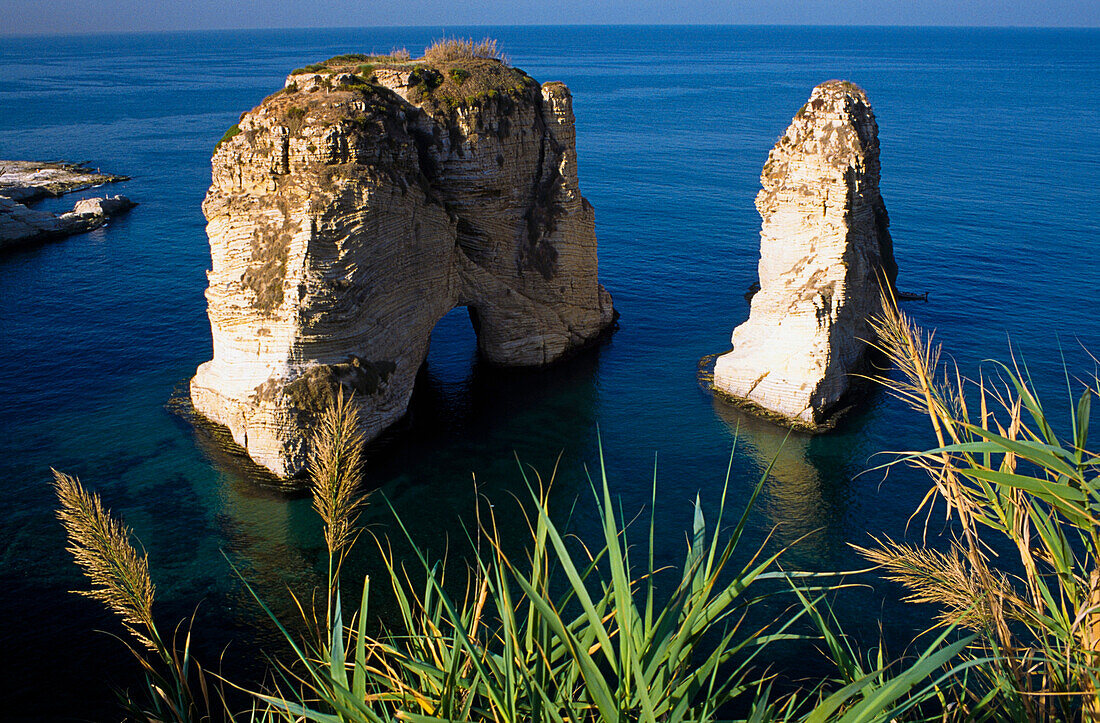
[214,123,241,151]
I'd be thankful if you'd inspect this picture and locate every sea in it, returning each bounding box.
[1,25,1098,719]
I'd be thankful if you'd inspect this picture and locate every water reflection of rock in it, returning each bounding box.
[363,345,604,539]
[169,388,322,631]
[712,396,857,567]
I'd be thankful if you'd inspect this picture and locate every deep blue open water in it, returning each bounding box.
[1,26,1098,719]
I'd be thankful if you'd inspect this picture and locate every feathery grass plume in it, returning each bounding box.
[866,288,947,419]
[53,468,159,652]
[308,387,367,563]
[54,469,224,720]
[855,537,1025,631]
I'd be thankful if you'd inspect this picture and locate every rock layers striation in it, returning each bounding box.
[713,80,897,427]
[190,52,615,478]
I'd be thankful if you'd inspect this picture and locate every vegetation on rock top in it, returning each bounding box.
[409,56,537,114]
[283,38,537,116]
[213,123,240,151]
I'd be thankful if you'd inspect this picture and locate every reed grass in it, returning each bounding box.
[253,447,806,722]
[860,290,1100,719]
[53,469,222,721]
[56,363,1069,720]
[246,437,975,722]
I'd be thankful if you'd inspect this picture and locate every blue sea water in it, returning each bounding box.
[1,25,1098,719]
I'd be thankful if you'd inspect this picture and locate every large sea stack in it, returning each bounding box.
[713,80,896,427]
[190,51,615,478]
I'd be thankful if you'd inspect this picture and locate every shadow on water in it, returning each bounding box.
[344,308,610,619]
[173,307,610,673]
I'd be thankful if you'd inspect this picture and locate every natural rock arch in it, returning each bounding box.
[190,54,615,478]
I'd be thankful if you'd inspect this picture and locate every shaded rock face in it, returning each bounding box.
[190,55,615,478]
[713,80,896,427]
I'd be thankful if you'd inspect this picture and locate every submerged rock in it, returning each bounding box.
[190,52,616,478]
[713,80,897,428]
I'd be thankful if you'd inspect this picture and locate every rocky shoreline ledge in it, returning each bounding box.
[0,161,135,250]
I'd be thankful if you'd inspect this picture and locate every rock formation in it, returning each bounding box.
[0,161,134,250]
[0,171,135,251]
[190,51,615,478]
[713,80,896,427]
[0,160,129,203]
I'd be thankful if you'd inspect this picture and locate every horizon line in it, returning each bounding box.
[4,22,1099,40]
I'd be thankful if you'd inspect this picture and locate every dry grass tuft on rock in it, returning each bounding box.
[424,36,507,64]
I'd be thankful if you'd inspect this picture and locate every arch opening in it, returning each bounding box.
[424,305,480,387]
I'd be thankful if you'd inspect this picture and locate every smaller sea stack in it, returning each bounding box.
[713,80,897,428]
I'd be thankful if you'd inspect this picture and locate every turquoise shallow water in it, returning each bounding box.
[1,25,1099,719]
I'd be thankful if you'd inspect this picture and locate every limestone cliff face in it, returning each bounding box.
[713,80,896,427]
[190,54,615,478]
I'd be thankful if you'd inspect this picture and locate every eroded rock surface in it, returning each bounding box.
[713,80,896,427]
[190,52,615,478]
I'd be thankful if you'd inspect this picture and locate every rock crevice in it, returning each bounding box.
[191,53,615,478]
[713,80,896,427]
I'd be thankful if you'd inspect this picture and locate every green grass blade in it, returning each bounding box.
[353,576,369,700]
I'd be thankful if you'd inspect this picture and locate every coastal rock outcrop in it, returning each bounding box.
[0,191,135,251]
[0,160,129,203]
[713,80,896,427]
[190,51,615,478]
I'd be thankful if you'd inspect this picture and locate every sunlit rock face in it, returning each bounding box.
[190,55,615,478]
[713,80,897,427]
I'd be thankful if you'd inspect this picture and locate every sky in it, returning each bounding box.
[4,0,1099,36]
